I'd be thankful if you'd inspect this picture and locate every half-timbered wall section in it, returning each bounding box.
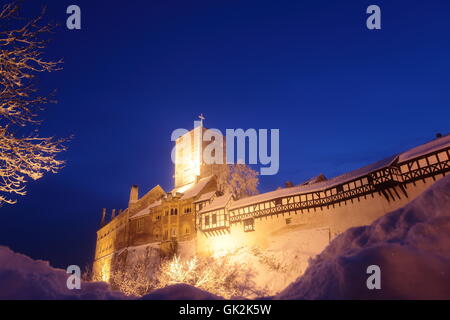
[198,193,232,232]
[198,136,449,233]
[201,208,229,231]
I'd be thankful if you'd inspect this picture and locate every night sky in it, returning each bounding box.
[0,0,449,269]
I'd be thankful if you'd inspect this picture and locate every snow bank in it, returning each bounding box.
[217,227,329,296]
[141,283,223,300]
[277,175,450,299]
[0,246,126,300]
[1,175,448,300]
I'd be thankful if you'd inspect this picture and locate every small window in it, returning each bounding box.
[171,228,177,238]
[285,218,292,225]
[212,213,217,224]
[205,216,210,226]
[336,185,344,193]
[244,218,255,232]
[185,226,190,235]
[274,198,282,206]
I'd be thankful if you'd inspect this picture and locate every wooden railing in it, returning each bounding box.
[228,147,449,225]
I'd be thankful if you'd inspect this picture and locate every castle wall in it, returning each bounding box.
[196,175,443,259]
[93,134,449,289]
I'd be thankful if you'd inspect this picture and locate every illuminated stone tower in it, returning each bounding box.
[174,120,204,189]
[173,115,226,190]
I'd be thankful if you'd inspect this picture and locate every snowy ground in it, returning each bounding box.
[0,175,449,299]
[277,175,450,299]
[0,246,126,300]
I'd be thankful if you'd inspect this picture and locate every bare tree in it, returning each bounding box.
[0,2,67,204]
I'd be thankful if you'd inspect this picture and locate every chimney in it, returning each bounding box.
[285,181,294,188]
[100,208,106,226]
[129,185,139,205]
[111,209,116,219]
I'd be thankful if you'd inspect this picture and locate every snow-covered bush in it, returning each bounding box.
[109,253,268,299]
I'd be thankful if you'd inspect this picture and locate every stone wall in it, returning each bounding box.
[196,175,443,282]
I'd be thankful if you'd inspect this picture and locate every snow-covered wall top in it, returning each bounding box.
[228,135,450,211]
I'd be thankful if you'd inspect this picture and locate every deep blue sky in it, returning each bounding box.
[0,0,449,269]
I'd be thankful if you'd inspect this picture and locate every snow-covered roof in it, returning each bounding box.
[229,155,398,210]
[228,136,449,211]
[399,134,450,162]
[199,193,233,214]
[179,176,215,200]
[130,199,162,219]
[194,191,216,203]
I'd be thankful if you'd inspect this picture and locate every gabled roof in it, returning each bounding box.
[179,175,215,200]
[194,191,216,203]
[199,193,233,214]
[130,199,162,220]
[139,185,166,201]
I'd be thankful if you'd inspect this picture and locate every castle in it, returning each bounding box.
[92,124,450,285]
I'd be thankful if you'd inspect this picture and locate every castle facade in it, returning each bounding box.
[92,127,450,284]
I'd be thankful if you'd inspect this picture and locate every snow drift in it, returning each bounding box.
[277,175,450,299]
[0,246,126,300]
[141,283,222,300]
[0,176,449,300]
